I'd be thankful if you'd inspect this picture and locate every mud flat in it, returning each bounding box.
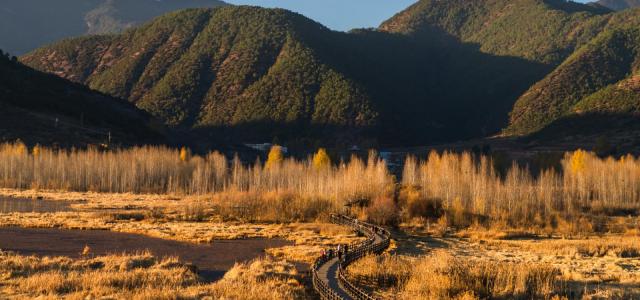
[0,196,74,213]
[0,227,291,280]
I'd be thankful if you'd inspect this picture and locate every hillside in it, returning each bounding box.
[0,0,226,55]
[19,2,640,148]
[0,50,162,146]
[21,8,378,145]
[21,6,552,146]
[380,0,611,65]
[506,10,640,136]
[597,0,640,10]
[379,0,640,148]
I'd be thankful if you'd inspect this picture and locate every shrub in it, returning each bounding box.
[265,145,284,169]
[179,146,190,162]
[366,195,399,226]
[312,148,331,170]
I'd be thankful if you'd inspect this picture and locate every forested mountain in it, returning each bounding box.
[20,6,551,146]
[0,0,226,55]
[380,0,611,65]
[505,8,640,136]
[17,1,640,148]
[596,0,640,10]
[507,25,640,135]
[381,0,640,141]
[0,50,162,146]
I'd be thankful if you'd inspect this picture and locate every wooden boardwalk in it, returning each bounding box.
[312,215,390,300]
[316,256,352,299]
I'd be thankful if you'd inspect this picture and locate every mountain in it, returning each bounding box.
[19,1,640,148]
[0,0,226,56]
[381,0,640,143]
[596,0,640,10]
[0,49,162,146]
[21,6,553,146]
[506,9,640,136]
[380,0,611,65]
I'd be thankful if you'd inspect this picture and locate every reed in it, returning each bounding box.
[0,142,393,220]
[401,150,640,228]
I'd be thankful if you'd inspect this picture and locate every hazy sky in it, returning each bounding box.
[225,0,594,31]
[224,0,419,31]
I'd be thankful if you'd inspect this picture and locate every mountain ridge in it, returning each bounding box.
[0,49,163,146]
[0,0,226,55]
[17,1,640,148]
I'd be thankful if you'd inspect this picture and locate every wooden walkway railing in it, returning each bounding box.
[312,214,391,300]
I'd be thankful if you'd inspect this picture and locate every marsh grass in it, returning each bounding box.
[2,141,639,229]
[401,150,640,230]
[481,236,640,258]
[1,251,198,297]
[0,251,305,299]
[0,142,393,221]
[347,251,561,300]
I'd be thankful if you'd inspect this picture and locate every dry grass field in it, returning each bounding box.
[347,230,640,299]
[0,188,364,299]
[0,143,638,299]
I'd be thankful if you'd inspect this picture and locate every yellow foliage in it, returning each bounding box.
[179,147,190,162]
[14,142,27,155]
[312,148,331,170]
[81,245,91,256]
[265,145,284,169]
[32,145,41,157]
[569,149,587,174]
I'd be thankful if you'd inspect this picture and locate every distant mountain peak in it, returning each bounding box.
[0,0,227,55]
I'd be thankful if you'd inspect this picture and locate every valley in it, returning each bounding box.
[0,1,639,299]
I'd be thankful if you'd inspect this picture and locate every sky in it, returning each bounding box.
[225,0,594,32]
[224,0,420,31]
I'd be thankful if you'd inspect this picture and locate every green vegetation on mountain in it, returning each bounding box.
[17,1,640,147]
[574,80,640,113]
[22,8,382,144]
[507,25,640,135]
[380,0,611,65]
[0,0,226,55]
[23,6,552,146]
[0,49,161,146]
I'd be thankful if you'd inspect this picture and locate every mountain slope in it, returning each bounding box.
[22,6,552,146]
[21,7,379,145]
[0,50,162,146]
[380,0,611,65]
[0,0,226,55]
[380,0,640,145]
[596,0,640,10]
[506,10,640,135]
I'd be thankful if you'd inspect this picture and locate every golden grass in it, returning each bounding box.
[401,150,640,229]
[0,251,305,299]
[0,142,390,197]
[402,251,560,300]
[481,236,640,259]
[204,257,304,300]
[348,230,640,300]
[346,251,561,300]
[2,141,638,230]
[1,251,198,298]
[0,189,365,266]
[346,254,414,287]
[0,142,393,222]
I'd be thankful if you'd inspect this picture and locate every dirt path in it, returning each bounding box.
[0,227,291,281]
